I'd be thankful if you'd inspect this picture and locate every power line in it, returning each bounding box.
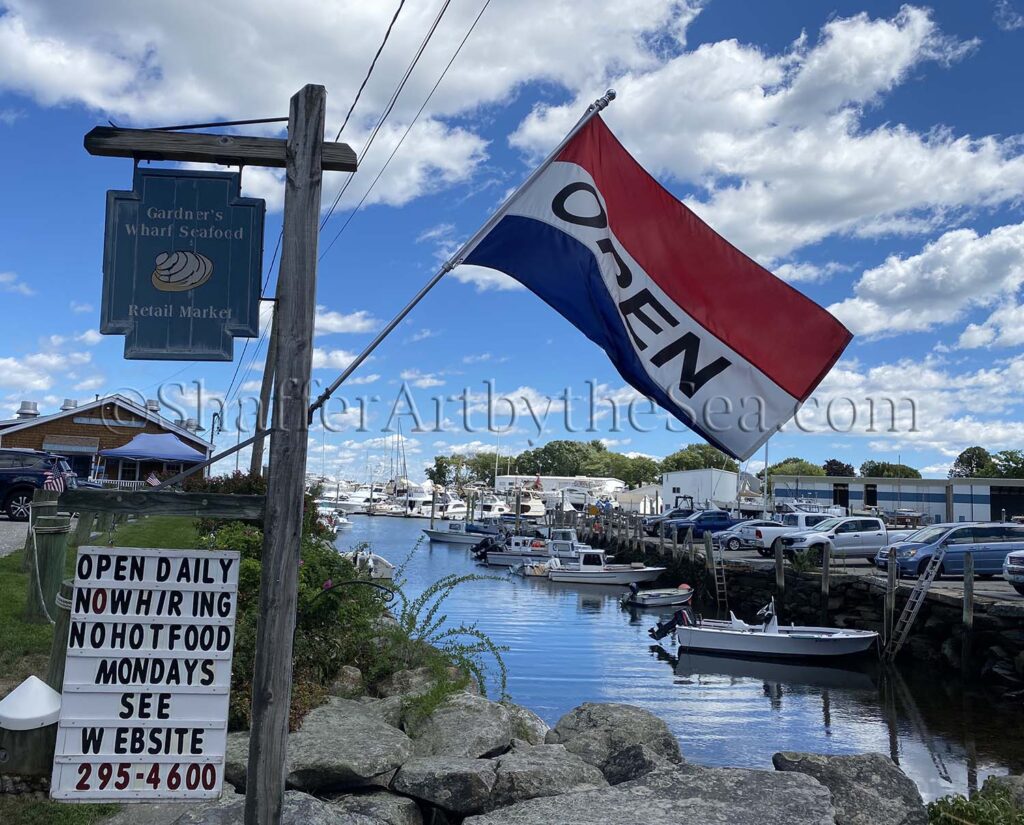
[334,0,407,142]
[320,0,492,261]
[319,0,454,233]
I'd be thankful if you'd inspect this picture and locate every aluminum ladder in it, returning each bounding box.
[712,545,729,611]
[882,547,946,661]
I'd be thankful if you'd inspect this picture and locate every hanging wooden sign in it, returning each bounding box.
[99,168,265,361]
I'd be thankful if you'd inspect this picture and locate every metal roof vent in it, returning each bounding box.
[145,399,161,413]
[60,398,78,412]
[16,401,39,419]
[185,417,199,432]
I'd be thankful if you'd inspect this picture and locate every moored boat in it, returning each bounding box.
[546,551,664,585]
[650,600,877,658]
[423,520,499,545]
[621,582,694,608]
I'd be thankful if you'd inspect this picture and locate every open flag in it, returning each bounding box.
[461,115,851,460]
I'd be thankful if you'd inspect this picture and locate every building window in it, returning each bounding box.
[864,484,877,507]
[833,483,849,509]
[672,487,680,493]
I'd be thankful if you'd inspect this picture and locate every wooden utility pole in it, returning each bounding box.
[250,302,279,476]
[244,85,325,825]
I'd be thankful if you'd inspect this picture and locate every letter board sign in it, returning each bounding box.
[99,167,264,361]
[51,546,240,802]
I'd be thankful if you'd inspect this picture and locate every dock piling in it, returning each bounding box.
[820,544,831,625]
[25,514,70,624]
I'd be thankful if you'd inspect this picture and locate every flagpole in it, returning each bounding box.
[308,90,616,420]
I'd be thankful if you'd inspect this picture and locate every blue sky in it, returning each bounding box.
[1,0,1023,481]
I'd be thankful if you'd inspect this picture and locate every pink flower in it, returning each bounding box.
[298,560,305,567]
[322,579,333,590]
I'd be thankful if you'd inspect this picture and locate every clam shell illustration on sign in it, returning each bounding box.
[151,250,214,292]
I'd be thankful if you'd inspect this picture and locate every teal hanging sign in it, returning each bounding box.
[100,168,265,360]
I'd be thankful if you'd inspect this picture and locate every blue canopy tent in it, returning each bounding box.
[99,433,207,483]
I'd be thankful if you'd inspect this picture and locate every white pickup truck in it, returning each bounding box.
[779,516,916,563]
[740,512,834,557]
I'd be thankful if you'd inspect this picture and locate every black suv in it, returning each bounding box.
[0,449,76,520]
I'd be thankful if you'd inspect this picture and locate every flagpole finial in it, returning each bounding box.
[591,89,616,113]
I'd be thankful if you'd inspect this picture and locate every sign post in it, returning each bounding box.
[243,84,325,825]
[51,546,239,801]
[82,83,353,825]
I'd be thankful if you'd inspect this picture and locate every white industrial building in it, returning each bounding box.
[771,475,1024,523]
[495,475,626,496]
[660,469,763,512]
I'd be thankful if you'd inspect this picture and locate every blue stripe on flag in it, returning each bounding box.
[464,215,735,455]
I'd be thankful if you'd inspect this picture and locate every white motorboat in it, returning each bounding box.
[333,515,353,532]
[335,484,386,514]
[423,520,498,545]
[340,549,395,580]
[507,488,546,520]
[476,528,588,567]
[650,600,878,658]
[621,583,694,608]
[545,551,665,585]
[478,493,510,519]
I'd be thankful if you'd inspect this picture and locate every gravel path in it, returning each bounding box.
[0,518,27,557]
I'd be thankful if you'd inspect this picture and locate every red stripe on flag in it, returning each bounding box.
[556,116,851,401]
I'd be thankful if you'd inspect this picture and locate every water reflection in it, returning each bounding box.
[337,516,1023,801]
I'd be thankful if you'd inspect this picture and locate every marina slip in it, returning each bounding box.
[50,546,240,802]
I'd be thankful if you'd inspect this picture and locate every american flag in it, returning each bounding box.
[43,467,66,493]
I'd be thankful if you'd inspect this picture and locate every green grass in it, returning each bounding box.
[106,515,200,549]
[0,551,54,692]
[0,797,119,825]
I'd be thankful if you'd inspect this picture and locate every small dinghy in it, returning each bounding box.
[621,582,694,608]
[340,549,395,580]
[649,599,877,659]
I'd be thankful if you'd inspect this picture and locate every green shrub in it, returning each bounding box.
[929,787,1024,824]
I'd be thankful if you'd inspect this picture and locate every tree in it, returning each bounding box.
[993,449,1024,479]
[860,460,921,479]
[822,459,855,477]
[424,455,456,488]
[948,446,997,478]
[661,444,738,474]
[766,458,826,478]
[464,452,499,486]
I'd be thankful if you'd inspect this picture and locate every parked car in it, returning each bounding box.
[643,506,695,536]
[780,516,915,564]
[0,448,76,521]
[664,510,742,542]
[713,519,781,552]
[874,522,1024,578]
[1003,549,1024,596]
[741,512,834,557]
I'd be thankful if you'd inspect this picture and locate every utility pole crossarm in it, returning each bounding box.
[84,126,357,173]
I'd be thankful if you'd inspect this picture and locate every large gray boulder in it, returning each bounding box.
[545,703,681,777]
[288,697,414,791]
[600,743,668,785]
[327,791,424,825]
[463,764,835,825]
[772,751,926,825]
[490,744,607,809]
[391,756,497,815]
[103,785,241,825]
[172,790,365,825]
[225,698,414,793]
[329,665,365,698]
[408,693,512,758]
[503,703,550,746]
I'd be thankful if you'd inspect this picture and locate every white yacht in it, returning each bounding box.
[335,483,386,515]
[510,489,546,520]
[435,490,468,520]
[478,492,510,519]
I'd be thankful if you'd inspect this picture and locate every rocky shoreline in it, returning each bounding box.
[98,665,938,825]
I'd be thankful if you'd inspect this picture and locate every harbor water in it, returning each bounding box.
[336,515,1023,801]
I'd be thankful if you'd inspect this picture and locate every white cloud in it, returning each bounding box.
[0,358,52,391]
[829,223,1024,337]
[409,328,438,342]
[400,369,444,389]
[511,7,1018,263]
[0,271,33,296]
[0,108,22,125]
[77,329,103,345]
[312,348,358,370]
[773,261,848,284]
[463,353,491,364]
[314,306,380,335]
[74,375,105,392]
[995,0,1024,31]
[70,300,93,313]
[958,301,1024,349]
[417,223,455,243]
[449,263,522,292]
[346,373,380,385]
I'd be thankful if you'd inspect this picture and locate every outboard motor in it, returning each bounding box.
[648,606,696,641]
[628,582,639,596]
[470,536,496,560]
